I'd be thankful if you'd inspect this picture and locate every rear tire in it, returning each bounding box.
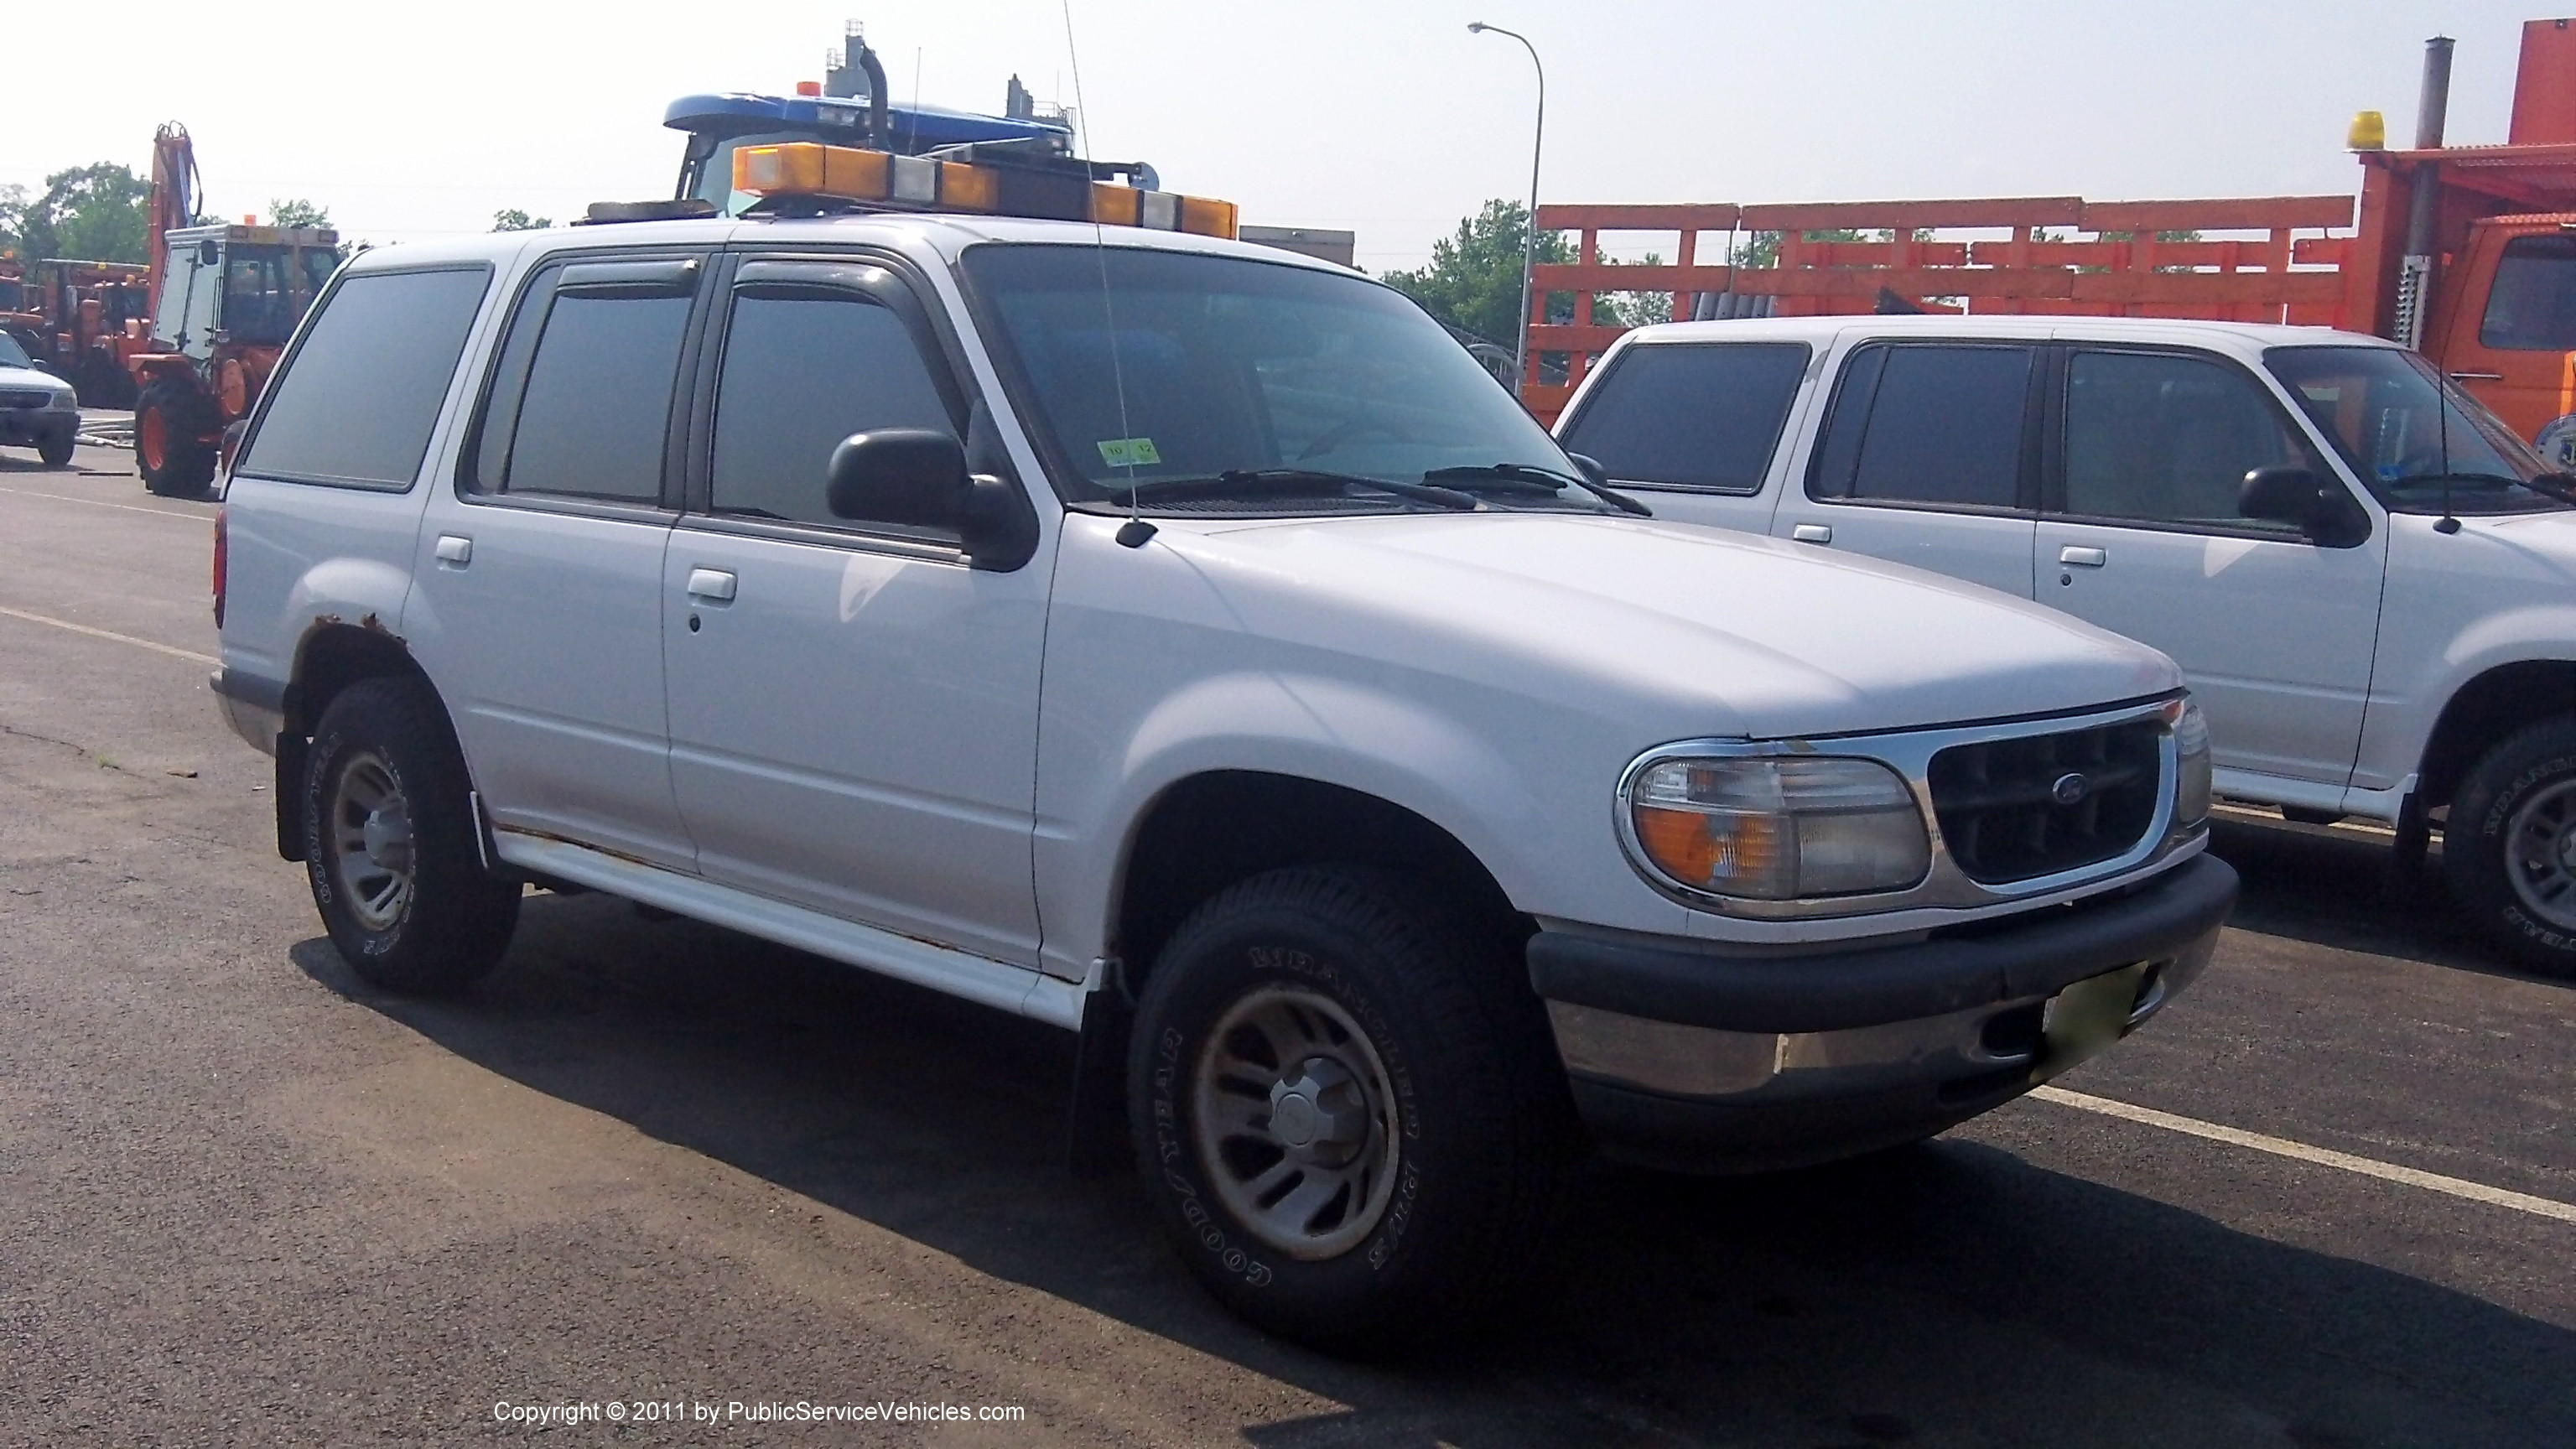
[1128,866,1571,1354]
[135,379,216,496]
[301,676,519,995]
[2444,719,2576,978]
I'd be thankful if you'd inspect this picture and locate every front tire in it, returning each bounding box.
[1128,867,1571,1353]
[2446,719,2576,978]
[135,379,216,496]
[302,676,520,994]
[37,430,74,468]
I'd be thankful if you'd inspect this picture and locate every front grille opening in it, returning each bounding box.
[1929,720,2161,884]
[1980,1002,2046,1060]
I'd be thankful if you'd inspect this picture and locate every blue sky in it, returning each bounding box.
[7,1,2551,270]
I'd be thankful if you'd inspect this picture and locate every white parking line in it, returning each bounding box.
[2033,1086,2576,1224]
[0,605,217,666]
[0,484,212,521]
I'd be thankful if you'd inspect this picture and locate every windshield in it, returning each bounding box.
[2265,345,2564,514]
[962,244,1578,511]
[0,332,31,370]
[222,245,318,346]
[683,130,830,216]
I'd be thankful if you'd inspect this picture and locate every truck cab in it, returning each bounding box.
[129,222,337,496]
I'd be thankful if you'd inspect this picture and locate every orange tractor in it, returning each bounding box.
[1523,17,2576,447]
[125,122,338,495]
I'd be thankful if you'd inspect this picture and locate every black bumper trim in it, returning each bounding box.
[211,666,290,715]
[1529,853,2237,1035]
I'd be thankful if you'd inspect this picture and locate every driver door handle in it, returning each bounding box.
[2058,545,2107,569]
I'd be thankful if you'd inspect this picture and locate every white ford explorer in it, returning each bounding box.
[209,214,2232,1350]
[1559,314,2576,977]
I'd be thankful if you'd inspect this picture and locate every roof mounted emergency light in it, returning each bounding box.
[732,141,1237,238]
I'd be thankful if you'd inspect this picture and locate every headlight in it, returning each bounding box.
[50,387,77,412]
[1626,756,1930,900]
[2174,701,2211,828]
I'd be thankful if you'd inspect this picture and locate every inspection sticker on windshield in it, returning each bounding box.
[1098,437,1162,468]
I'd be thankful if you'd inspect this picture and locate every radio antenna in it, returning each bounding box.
[1059,0,1154,547]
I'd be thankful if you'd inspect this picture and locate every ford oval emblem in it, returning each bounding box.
[2051,771,2090,806]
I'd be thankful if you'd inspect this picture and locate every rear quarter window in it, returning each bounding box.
[236,266,492,489]
[1560,342,1810,493]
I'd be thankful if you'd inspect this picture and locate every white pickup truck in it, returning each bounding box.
[209,214,2231,1350]
[1559,314,2576,976]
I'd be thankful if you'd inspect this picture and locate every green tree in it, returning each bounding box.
[491,209,553,232]
[267,198,332,230]
[0,184,28,256]
[1379,200,1572,346]
[21,163,149,263]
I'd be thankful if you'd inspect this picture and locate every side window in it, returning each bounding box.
[2061,351,2321,531]
[1560,342,1810,493]
[709,291,956,528]
[1809,343,2032,509]
[2479,235,2576,351]
[236,267,491,489]
[475,272,695,503]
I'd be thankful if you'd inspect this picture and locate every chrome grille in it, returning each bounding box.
[1928,720,2162,884]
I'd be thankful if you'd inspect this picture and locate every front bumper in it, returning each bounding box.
[1529,853,2236,1171]
[0,410,74,446]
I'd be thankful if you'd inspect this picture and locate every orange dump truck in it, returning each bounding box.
[1527,17,2576,455]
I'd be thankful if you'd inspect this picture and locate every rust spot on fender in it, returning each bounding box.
[358,611,398,638]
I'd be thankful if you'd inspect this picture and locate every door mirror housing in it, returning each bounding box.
[825,428,1039,571]
[196,239,221,267]
[828,428,973,528]
[2241,465,2370,547]
[2239,465,2322,529]
[1567,452,1612,489]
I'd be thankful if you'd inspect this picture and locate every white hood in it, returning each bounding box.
[1168,512,2182,740]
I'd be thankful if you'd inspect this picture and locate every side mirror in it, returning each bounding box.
[826,427,1039,571]
[828,428,972,529]
[1567,452,1612,489]
[196,239,221,267]
[2241,465,2370,548]
[2239,465,2322,530]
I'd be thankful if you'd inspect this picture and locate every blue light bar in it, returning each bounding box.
[663,92,1073,150]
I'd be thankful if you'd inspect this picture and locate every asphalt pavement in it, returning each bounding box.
[0,436,2567,1447]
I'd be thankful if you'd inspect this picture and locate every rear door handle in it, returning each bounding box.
[685,568,738,602]
[1791,523,1832,544]
[2059,545,2107,568]
[434,534,471,565]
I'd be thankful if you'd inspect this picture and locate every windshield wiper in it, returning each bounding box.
[1105,468,1478,511]
[1424,461,1652,517]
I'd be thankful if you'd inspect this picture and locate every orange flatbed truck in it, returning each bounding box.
[1525,17,2576,454]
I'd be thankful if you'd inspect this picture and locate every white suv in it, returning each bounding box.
[210,217,2231,1349]
[1560,314,2576,975]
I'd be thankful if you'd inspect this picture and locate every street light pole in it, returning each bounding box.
[1469,21,1543,398]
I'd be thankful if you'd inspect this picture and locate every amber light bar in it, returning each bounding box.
[732,142,1238,239]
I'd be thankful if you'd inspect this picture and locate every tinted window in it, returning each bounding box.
[710,293,954,527]
[236,267,490,487]
[1561,342,1809,492]
[2479,235,2576,350]
[2062,351,2320,530]
[1810,344,2030,508]
[498,291,691,501]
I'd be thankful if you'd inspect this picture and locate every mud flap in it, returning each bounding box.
[273,731,308,862]
[1065,974,1135,1178]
